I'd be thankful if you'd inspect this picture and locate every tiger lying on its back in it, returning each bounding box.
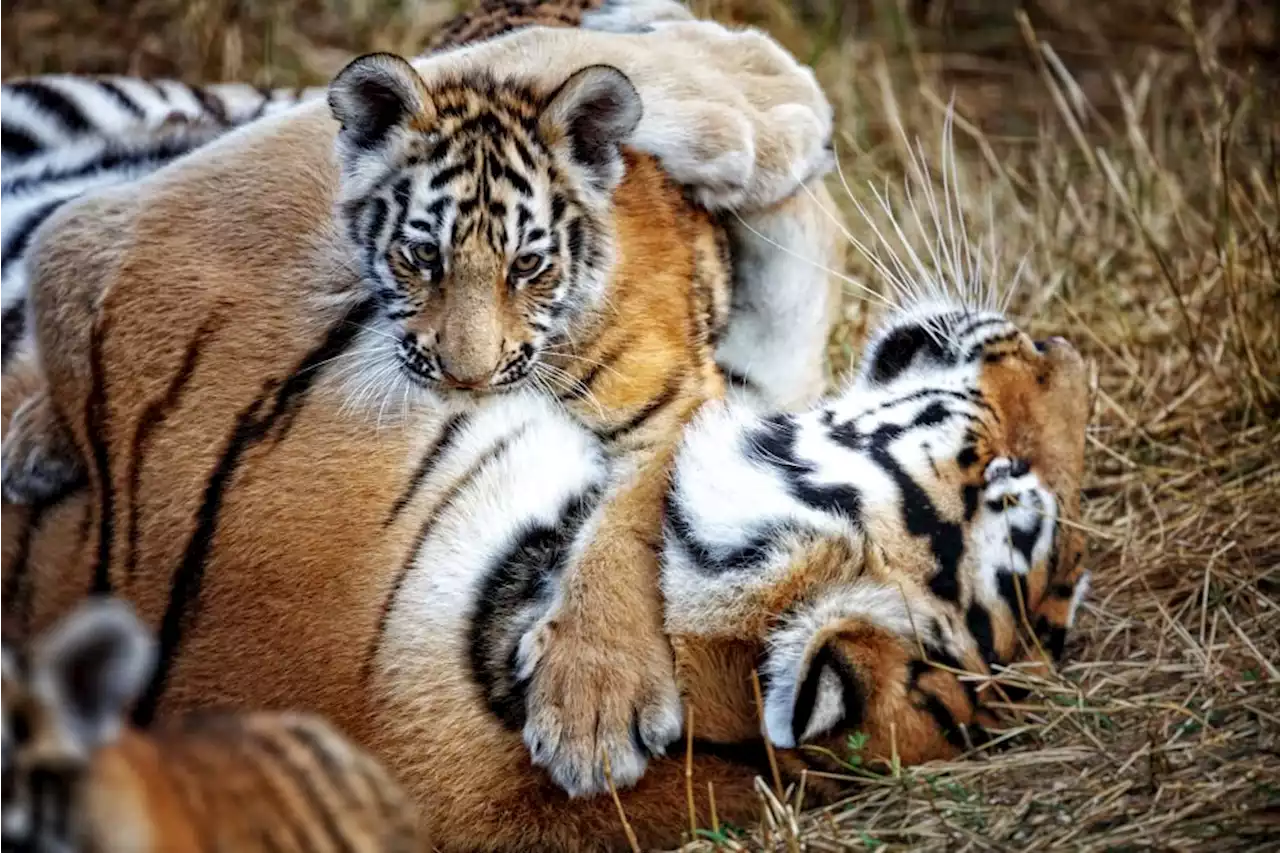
[1,0,842,802]
[2,598,426,853]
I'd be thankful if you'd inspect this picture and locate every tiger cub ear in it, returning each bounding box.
[329,52,430,153]
[760,584,920,749]
[540,65,642,195]
[30,598,156,751]
[762,632,862,750]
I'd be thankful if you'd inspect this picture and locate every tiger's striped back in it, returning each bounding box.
[1,599,426,853]
[1,76,321,165]
[0,77,322,369]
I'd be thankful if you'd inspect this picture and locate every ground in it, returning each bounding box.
[3,0,1277,849]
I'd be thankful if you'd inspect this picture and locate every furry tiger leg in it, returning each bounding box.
[716,179,846,411]
[516,444,685,798]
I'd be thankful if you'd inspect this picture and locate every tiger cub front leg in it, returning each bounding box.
[516,446,682,797]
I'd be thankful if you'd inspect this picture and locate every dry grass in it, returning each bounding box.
[3,0,1277,849]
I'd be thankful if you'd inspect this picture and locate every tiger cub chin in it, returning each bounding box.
[1,598,426,853]
[326,52,741,797]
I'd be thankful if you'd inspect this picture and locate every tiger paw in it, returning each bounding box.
[1,390,84,505]
[516,605,682,797]
[628,20,835,212]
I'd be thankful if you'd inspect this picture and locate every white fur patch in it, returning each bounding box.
[580,0,695,32]
[1066,570,1091,628]
[716,186,842,411]
[373,393,609,683]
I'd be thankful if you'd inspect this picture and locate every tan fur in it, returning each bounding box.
[0,7,1089,853]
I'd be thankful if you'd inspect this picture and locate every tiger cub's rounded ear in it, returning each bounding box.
[760,584,921,749]
[329,52,429,151]
[540,65,642,194]
[30,597,156,751]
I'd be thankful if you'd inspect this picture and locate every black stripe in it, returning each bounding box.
[284,720,362,808]
[7,80,91,134]
[1048,582,1077,598]
[187,84,229,125]
[1,198,69,278]
[125,320,220,581]
[87,325,115,595]
[840,416,965,603]
[996,572,1030,619]
[270,299,379,446]
[429,162,467,189]
[1,124,41,159]
[867,322,949,384]
[747,414,863,519]
[360,198,390,273]
[955,315,1007,342]
[364,427,526,685]
[246,731,359,853]
[596,374,681,443]
[133,301,374,725]
[95,79,145,118]
[962,482,981,521]
[556,336,629,401]
[689,738,778,777]
[142,79,169,101]
[2,299,26,367]
[382,411,468,526]
[1034,615,1069,661]
[249,86,274,121]
[2,134,207,195]
[965,603,998,665]
[468,487,599,730]
[1,495,62,637]
[964,330,1021,363]
[500,164,532,196]
[663,491,781,574]
[790,645,832,745]
[1008,519,1041,565]
[917,690,969,750]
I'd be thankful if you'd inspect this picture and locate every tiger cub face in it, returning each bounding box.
[1,600,154,853]
[328,53,641,393]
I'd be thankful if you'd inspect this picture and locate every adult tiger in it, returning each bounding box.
[0,5,1092,853]
[0,0,841,804]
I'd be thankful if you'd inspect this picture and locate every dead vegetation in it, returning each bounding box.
[3,0,1277,849]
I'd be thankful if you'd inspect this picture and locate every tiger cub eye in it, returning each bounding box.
[511,252,544,277]
[411,243,439,266]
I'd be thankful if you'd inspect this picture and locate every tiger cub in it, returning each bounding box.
[1,598,426,853]
[326,53,740,795]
